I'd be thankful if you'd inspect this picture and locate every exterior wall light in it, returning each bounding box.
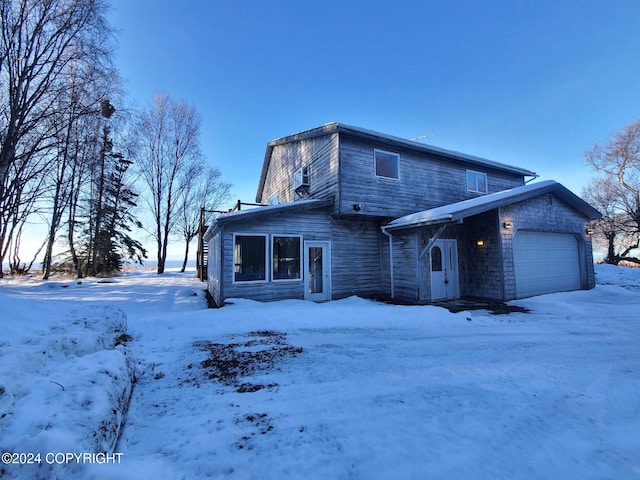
[353,204,362,212]
[476,239,485,247]
[586,228,593,235]
[503,221,513,229]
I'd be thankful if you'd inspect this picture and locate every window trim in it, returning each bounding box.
[232,233,268,284]
[374,149,400,180]
[271,234,303,283]
[466,169,488,194]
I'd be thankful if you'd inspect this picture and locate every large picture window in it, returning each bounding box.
[272,236,301,280]
[466,170,488,193]
[374,149,399,179]
[234,235,267,282]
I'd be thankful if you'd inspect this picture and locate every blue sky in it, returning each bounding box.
[107,0,640,205]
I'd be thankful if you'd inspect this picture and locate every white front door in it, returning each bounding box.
[304,241,331,301]
[430,239,460,301]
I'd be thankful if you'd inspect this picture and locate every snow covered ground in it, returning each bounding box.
[1,264,639,479]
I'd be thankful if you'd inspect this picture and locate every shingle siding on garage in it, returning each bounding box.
[382,192,597,304]
[460,210,504,300]
[499,194,595,300]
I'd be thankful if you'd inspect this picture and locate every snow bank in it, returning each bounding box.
[0,302,134,480]
[595,263,640,288]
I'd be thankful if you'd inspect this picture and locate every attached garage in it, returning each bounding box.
[513,231,581,298]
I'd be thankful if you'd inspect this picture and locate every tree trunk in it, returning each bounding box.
[181,239,190,272]
[42,176,66,280]
[42,233,56,279]
[606,234,618,265]
[156,236,165,274]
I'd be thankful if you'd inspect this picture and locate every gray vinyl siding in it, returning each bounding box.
[259,133,339,206]
[388,230,420,303]
[338,135,525,218]
[207,232,223,305]
[329,217,383,299]
[216,210,383,303]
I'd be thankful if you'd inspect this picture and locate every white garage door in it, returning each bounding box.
[513,231,581,298]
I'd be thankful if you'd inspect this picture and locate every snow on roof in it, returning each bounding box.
[384,180,601,231]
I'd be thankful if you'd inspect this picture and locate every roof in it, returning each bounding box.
[383,180,602,231]
[256,122,537,202]
[203,199,333,241]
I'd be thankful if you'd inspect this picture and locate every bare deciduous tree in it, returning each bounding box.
[176,166,231,272]
[584,119,640,265]
[0,0,112,276]
[136,93,204,274]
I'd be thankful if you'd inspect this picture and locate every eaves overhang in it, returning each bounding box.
[383,180,602,232]
[203,199,334,241]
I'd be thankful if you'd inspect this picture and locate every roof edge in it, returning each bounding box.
[385,181,601,231]
[205,198,334,240]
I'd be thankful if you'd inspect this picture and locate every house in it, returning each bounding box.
[203,122,601,306]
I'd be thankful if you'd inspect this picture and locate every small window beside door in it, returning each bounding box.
[272,236,301,281]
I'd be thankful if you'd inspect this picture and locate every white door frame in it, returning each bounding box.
[304,241,331,301]
[430,239,460,301]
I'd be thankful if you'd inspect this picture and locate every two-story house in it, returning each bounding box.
[204,122,601,306]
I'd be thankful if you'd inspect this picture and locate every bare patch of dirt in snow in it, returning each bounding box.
[184,331,303,393]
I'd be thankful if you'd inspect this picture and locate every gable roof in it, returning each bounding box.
[203,199,333,241]
[384,180,602,231]
[256,122,537,202]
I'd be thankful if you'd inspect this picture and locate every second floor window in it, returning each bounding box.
[466,170,487,194]
[375,149,399,179]
[267,193,279,205]
[294,166,310,189]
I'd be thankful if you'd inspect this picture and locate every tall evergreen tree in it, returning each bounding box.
[75,102,146,276]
